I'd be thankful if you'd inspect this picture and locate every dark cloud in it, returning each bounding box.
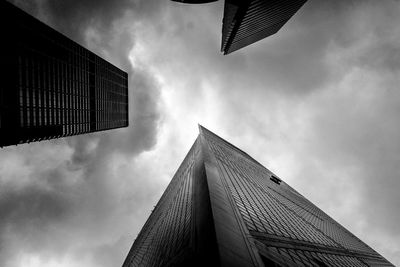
[0,139,164,266]
[138,0,400,264]
[0,149,75,265]
[154,0,398,97]
[1,0,400,266]
[41,0,164,158]
[308,87,400,233]
[10,0,164,159]
[42,0,164,44]
[2,0,166,266]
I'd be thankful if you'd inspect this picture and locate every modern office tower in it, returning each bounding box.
[171,0,308,54]
[123,126,394,267]
[0,1,129,148]
[221,0,307,54]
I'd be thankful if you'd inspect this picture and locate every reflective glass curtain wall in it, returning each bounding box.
[123,126,394,267]
[0,0,128,147]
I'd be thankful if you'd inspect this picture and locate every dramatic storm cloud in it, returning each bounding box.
[1,0,399,266]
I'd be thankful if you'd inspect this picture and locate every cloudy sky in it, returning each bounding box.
[1,0,400,266]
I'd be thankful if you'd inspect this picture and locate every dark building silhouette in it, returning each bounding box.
[122,126,394,267]
[172,0,308,54]
[172,0,218,3]
[0,1,128,147]
[221,0,308,54]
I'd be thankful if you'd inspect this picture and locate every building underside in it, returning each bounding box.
[171,0,308,54]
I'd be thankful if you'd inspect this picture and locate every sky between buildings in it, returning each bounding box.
[0,0,399,266]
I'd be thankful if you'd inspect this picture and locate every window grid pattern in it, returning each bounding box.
[221,0,307,54]
[201,129,391,266]
[1,1,128,147]
[94,56,128,131]
[266,246,371,267]
[17,42,93,138]
[123,139,200,267]
[15,24,128,140]
[210,140,338,247]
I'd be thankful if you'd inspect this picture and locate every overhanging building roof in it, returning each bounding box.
[171,0,308,54]
[221,0,308,54]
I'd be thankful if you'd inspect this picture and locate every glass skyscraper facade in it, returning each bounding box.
[0,1,128,147]
[171,0,308,54]
[221,0,308,54]
[123,126,394,267]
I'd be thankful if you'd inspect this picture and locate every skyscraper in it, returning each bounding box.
[122,126,394,267]
[221,0,307,54]
[0,1,129,148]
[171,0,308,54]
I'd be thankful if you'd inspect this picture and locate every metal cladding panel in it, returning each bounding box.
[199,126,394,266]
[123,140,197,266]
[123,126,394,267]
[0,1,128,147]
[200,133,263,267]
[221,0,241,52]
[222,0,308,54]
[122,138,221,267]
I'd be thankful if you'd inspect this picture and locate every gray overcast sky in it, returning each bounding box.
[1,0,400,266]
